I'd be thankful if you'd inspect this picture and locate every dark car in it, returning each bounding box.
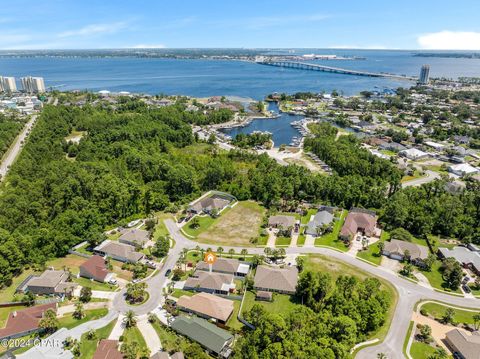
[463,284,471,293]
[165,269,172,277]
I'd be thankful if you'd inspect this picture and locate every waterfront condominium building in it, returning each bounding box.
[21,76,46,93]
[0,77,17,92]
[419,65,430,85]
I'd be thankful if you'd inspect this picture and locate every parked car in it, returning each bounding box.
[463,284,471,293]
[165,269,172,277]
[108,279,117,285]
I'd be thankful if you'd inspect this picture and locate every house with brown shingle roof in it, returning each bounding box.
[22,270,77,296]
[93,240,144,263]
[268,215,296,229]
[196,258,250,277]
[445,329,480,359]
[382,239,429,266]
[79,255,115,283]
[253,265,298,295]
[92,339,123,359]
[176,292,234,323]
[340,208,378,241]
[184,271,235,295]
[0,303,57,339]
[118,228,150,248]
[188,195,232,215]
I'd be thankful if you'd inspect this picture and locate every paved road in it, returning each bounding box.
[402,169,440,188]
[111,219,480,359]
[0,115,37,180]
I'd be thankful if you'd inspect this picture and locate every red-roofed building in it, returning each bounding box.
[0,303,57,339]
[79,255,115,283]
[340,208,379,242]
[93,339,123,359]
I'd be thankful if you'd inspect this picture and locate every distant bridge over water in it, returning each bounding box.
[257,60,418,81]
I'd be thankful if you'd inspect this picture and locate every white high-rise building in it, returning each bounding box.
[419,65,430,85]
[0,77,4,92]
[1,77,17,92]
[21,76,45,93]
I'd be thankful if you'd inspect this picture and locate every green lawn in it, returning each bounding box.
[73,277,117,292]
[301,209,317,225]
[58,308,109,330]
[170,289,195,298]
[419,261,462,294]
[226,299,243,331]
[421,302,480,325]
[76,243,94,255]
[122,326,147,352]
[0,269,35,302]
[356,230,390,265]
[314,209,349,252]
[182,214,217,237]
[275,236,291,246]
[297,233,306,246]
[241,291,301,316]
[77,319,116,359]
[151,319,191,353]
[154,212,173,239]
[410,342,437,359]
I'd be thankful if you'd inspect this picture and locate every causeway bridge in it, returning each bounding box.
[257,60,417,81]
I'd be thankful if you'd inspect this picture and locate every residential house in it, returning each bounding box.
[118,228,150,248]
[448,163,479,177]
[305,210,334,236]
[184,271,235,295]
[0,303,57,339]
[79,255,115,283]
[253,265,298,295]
[196,258,250,277]
[379,141,407,152]
[340,208,378,241]
[445,329,480,359]
[171,316,233,357]
[268,215,296,229]
[93,240,144,263]
[438,246,480,275]
[92,339,123,359]
[188,194,232,215]
[176,292,234,323]
[399,148,429,160]
[382,240,429,266]
[21,270,77,296]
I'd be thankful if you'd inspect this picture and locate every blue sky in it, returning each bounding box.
[1,0,480,50]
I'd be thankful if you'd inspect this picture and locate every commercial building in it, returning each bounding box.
[253,265,298,295]
[419,64,430,85]
[21,76,46,93]
[171,316,233,357]
[0,77,17,92]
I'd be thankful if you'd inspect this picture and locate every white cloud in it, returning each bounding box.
[58,22,128,38]
[418,31,480,50]
[130,44,166,48]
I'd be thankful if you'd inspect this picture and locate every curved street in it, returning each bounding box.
[107,218,480,359]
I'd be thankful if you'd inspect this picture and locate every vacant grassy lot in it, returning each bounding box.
[154,212,174,239]
[242,291,301,316]
[195,201,266,246]
[46,254,87,275]
[0,269,35,302]
[182,213,217,237]
[314,209,349,252]
[77,319,116,359]
[421,302,479,325]
[419,261,462,294]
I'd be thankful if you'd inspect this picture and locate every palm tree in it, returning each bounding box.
[377,354,387,359]
[278,248,286,258]
[123,310,137,328]
[73,301,84,320]
[264,247,272,258]
[228,248,235,258]
[217,247,224,257]
[240,249,248,260]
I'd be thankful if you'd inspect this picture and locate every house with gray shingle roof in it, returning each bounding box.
[118,228,149,248]
[305,210,334,236]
